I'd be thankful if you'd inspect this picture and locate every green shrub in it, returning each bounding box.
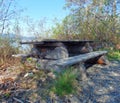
[51,68,77,97]
[107,50,120,61]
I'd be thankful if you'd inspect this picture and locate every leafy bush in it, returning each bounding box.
[51,68,77,96]
[107,50,120,61]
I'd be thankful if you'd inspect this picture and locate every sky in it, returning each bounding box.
[16,0,69,36]
[18,0,69,21]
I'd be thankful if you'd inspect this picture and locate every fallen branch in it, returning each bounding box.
[13,97,24,103]
[12,54,30,58]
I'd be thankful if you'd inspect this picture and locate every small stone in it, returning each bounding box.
[24,72,33,78]
[68,96,80,103]
[49,91,56,98]
[48,72,56,79]
[33,69,39,73]
[41,78,46,82]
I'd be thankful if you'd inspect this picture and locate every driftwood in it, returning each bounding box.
[50,51,107,67]
[37,51,107,70]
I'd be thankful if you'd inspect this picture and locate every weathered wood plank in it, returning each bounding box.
[51,51,107,67]
[20,39,94,57]
[36,51,107,72]
[20,39,94,45]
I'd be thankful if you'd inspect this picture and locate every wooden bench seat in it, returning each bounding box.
[36,51,108,81]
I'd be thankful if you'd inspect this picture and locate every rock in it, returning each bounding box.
[45,46,68,59]
[24,72,33,78]
[77,63,88,81]
[36,46,69,71]
[33,69,39,73]
[30,47,41,58]
[47,72,56,79]
[36,59,63,72]
[112,60,119,64]
[80,42,93,54]
[41,78,46,82]
[68,96,80,103]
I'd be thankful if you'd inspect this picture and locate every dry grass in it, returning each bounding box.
[0,37,20,68]
[0,58,21,70]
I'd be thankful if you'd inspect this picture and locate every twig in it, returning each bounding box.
[13,97,24,103]
[11,88,37,93]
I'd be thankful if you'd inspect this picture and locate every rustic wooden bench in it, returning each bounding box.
[36,51,107,80]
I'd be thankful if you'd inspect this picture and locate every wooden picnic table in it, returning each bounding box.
[17,39,108,80]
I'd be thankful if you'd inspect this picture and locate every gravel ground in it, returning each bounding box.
[78,61,120,103]
[0,61,120,103]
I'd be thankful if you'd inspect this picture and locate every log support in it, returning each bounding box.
[78,63,88,81]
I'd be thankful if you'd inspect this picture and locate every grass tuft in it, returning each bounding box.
[51,68,77,97]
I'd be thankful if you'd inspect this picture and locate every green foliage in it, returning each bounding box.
[107,50,120,61]
[52,0,120,45]
[51,68,77,96]
[26,57,33,62]
[4,92,11,98]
